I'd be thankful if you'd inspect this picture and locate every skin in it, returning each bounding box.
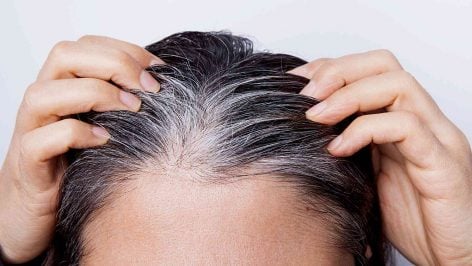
[289,52,472,265]
[0,36,162,263]
[0,36,471,265]
[81,174,352,265]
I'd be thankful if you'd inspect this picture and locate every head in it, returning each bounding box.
[48,31,387,265]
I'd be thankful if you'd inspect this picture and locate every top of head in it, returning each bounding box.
[52,31,383,265]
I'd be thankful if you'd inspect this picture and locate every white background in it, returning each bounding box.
[1,1,471,264]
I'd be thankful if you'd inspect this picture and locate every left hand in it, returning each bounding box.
[289,49,472,265]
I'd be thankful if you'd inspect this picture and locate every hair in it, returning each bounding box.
[46,31,388,265]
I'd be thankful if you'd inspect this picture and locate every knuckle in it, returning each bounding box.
[399,70,417,85]
[376,49,397,61]
[77,34,98,42]
[447,125,470,151]
[394,70,420,95]
[127,42,145,53]
[457,130,470,147]
[111,49,135,68]
[319,60,338,73]
[316,57,331,63]
[307,58,330,69]
[316,60,340,79]
[50,41,74,58]
[22,82,43,111]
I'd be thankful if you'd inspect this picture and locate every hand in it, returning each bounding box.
[290,50,472,265]
[0,35,163,263]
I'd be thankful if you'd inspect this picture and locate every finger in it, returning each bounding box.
[327,111,444,169]
[77,35,165,67]
[287,58,330,78]
[19,119,110,189]
[37,41,160,92]
[305,70,444,126]
[371,144,381,176]
[378,142,406,168]
[300,49,403,99]
[304,70,460,145]
[17,78,142,132]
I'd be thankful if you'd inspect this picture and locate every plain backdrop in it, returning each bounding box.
[1,0,471,265]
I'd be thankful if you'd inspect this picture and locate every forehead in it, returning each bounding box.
[82,174,353,265]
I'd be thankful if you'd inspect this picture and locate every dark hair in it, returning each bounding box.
[47,31,388,265]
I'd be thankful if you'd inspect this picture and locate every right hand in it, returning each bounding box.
[0,35,163,263]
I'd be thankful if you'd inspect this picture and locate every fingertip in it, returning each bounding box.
[305,101,327,122]
[150,57,165,66]
[119,90,142,112]
[327,135,357,157]
[140,71,160,92]
[327,135,343,152]
[91,126,111,142]
[327,147,351,157]
[327,144,359,158]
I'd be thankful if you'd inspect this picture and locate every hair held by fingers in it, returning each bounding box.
[46,31,388,265]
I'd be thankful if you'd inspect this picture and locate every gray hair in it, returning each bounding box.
[48,31,387,265]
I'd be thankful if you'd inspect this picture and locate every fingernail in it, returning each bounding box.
[365,246,373,259]
[92,126,111,139]
[306,101,327,118]
[119,90,141,111]
[300,81,317,96]
[305,79,344,99]
[327,135,343,151]
[150,58,164,66]
[140,71,160,92]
